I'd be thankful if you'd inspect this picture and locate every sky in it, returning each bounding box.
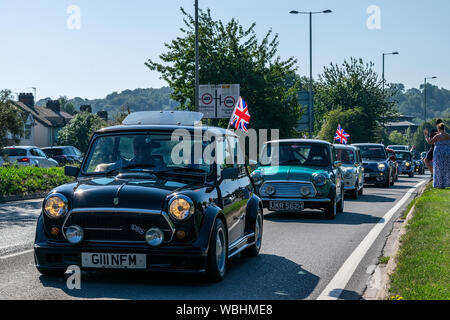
[0,0,449,101]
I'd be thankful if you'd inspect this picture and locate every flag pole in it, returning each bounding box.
[226,96,239,131]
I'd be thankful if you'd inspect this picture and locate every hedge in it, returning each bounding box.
[0,166,74,197]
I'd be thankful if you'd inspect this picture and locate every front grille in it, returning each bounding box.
[62,209,174,244]
[260,181,317,198]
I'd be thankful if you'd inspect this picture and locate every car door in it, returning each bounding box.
[218,135,247,245]
[356,149,364,189]
[330,145,342,200]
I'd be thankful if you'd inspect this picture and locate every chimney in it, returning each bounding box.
[97,111,108,121]
[80,104,92,113]
[46,100,61,113]
[18,93,35,108]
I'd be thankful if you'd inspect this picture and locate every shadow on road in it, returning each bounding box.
[264,210,382,225]
[38,253,320,300]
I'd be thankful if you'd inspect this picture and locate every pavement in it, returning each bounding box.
[0,174,430,300]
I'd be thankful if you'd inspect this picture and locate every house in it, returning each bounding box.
[385,115,419,134]
[7,93,73,148]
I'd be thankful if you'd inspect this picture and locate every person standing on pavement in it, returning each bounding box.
[424,119,443,175]
[424,122,450,188]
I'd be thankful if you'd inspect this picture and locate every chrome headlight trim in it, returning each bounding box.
[43,193,69,219]
[250,171,263,185]
[313,173,327,187]
[168,195,195,221]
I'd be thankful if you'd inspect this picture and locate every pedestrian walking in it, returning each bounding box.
[424,122,450,188]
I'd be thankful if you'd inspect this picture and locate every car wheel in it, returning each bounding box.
[390,173,395,186]
[337,187,344,213]
[352,181,359,200]
[324,193,337,220]
[206,218,227,282]
[384,174,390,188]
[242,207,263,257]
[409,172,414,178]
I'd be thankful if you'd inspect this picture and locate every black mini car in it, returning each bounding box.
[34,111,263,282]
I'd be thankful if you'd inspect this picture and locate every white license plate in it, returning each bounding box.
[81,253,146,269]
[269,201,304,211]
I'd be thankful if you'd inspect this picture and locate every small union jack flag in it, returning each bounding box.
[230,97,251,132]
[334,124,350,144]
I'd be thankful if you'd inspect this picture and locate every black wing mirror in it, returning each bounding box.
[65,166,79,177]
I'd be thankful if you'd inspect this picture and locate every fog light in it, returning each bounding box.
[50,227,60,236]
[176,230,186,240]
[65,225,83,244]
[145,228,164,247]
[265,184,276,196]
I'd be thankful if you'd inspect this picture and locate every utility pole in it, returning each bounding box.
[194,0,199,112]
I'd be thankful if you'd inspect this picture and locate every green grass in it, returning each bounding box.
[0,166,74,197]
[389,185,450,300]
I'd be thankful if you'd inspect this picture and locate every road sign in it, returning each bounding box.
[198,84,240,119]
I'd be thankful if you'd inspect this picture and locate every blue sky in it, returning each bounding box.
[0,0,449,100]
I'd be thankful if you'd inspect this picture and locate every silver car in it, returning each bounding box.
[334,145,364,199]
[2,146,58,168]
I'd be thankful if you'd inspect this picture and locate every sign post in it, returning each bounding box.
[198,84,240,119]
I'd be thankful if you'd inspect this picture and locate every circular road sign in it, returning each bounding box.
[224,96,236,108]
[201,93,213,105]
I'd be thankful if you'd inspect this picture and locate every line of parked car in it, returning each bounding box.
[0,145,83,168]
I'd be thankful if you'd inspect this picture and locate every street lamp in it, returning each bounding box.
[290,9,332,139]
[424,76,437,123]
[382,52,399,92]
[194,0,200,112]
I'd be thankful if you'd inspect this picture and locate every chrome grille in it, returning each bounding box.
[62,208,174,244]
[260,181,317,198]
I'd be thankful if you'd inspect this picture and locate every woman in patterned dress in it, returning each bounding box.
[424,123,450,188]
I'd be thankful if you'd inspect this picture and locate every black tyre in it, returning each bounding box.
[352,181,359,200]
[337,187,344,213]
[384,174,391,188]
[206,218,228,282]
[409,172,414,178]
[324,194,337,220]
[242,207,263,257]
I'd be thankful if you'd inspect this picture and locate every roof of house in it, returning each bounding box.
[385,121,419,127]
[12,101,73,128]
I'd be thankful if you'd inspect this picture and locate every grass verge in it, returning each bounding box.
[388,184,450,300]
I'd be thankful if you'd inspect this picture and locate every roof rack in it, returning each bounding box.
[122,111,204,126]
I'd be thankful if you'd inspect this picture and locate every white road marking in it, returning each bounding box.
[0,249,34,260]
[316,179,428,300]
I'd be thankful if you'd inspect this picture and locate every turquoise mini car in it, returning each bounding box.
[251,139,344,219]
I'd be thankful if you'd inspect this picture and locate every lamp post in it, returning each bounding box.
[290,9,332,138]
[194,0,199,112]
[382,52,399,92]
[424,76,437,123]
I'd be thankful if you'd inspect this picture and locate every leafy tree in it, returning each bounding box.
[0,90,25,149]
[58,96,76,115]
[388,130,408,145]
[145,7,302,138]
[58,112,106,153]
[314,58,398,139]
[317,107,368,143]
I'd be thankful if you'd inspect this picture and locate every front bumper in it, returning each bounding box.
[399,165,413,174]
[261,197,331,211]
[34,241,208,273]
[363,172,388,184]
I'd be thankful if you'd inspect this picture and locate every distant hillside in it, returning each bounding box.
[37,87,179,118]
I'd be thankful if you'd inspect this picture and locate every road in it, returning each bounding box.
[0,174,429,300]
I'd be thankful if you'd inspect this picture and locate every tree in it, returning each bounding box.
[388,130,408,145]
[145,7,302,138]
[58,96,76,115]
[317,107,369,143]
[314,58,398,139]
[58,112,106,153]
[0,90,25,149]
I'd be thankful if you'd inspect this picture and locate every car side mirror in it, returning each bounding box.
[65,166,79,177]
[334,161,342,168]
[220,167,239,180]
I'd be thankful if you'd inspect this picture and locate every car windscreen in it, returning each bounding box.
[261,143,330,167]
[359,146,387,160]
[2,148,27,157]
[43,149,63,156]
[395,152,412,161]
[83,133,213,175]
[335,149,356,165]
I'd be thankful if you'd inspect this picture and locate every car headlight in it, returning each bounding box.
[264,184,276,196]
[313,173,327,186]
[168,195,194,221]
[43,193,69,219]
[250,171,263,185]
[344,170,353,179]
[405,162,411,167]
[378,163,386,171]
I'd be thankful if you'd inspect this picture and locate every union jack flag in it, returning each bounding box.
[334,124,350,144]
[230,97,251,132]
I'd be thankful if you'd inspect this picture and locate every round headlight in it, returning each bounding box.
[405,162,411,167]
[44,193,69,219]
[65,225,83,244]
[264,184,276,196]
[145,228,164,247]
[250,171,263,185]
[344,170,353,179]
[313,174,327,186]
[378,163,386,171]
[168,196,194,221]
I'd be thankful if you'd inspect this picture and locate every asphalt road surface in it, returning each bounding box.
[0,174,430,300]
